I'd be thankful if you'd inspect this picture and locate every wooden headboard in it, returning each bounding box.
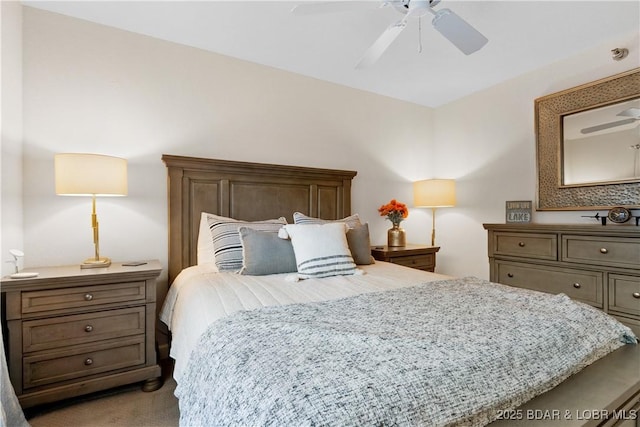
[162,154,357,283]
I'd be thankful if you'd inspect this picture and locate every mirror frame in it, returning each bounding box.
[535,68,640,211]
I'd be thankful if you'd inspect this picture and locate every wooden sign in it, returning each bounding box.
[506,201,532,223]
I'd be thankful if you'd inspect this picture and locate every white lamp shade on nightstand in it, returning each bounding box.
[54,153,128,268]
[55,153,128,196]
[413,179,456,208]
[413,179,456,247]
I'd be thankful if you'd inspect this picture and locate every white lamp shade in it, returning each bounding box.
[55,153,128,196]
[413,179,456,207]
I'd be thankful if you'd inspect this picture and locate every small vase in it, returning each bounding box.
[387,223,406,247]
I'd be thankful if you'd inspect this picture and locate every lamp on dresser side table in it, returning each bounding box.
[1,260,163,408]
[371,244,440,272]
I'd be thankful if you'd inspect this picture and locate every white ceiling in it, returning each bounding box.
[22,0,640,107]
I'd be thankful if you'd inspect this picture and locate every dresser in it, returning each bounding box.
[371,244,440,272]
[1,261,163,408]
[484,224,640,336]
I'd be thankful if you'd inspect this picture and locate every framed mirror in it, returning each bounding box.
[535,68,640,210]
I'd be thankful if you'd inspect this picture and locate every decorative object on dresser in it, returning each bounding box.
[505,200,532,223]
[581,209,639,226]
[55,153,128,269]
[0,260,163,408]
[484,224,640,336]
[535,68,640,210]
[371,244,439,272]
[608,206,633,224]
[413,179,456,246]
[378,199,409,247]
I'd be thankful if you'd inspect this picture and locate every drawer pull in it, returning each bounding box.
[84,293,94,301]
[507,273,514,278]
[84,325,93,333]
[518,242,525,247]
[573,283,581,289]
[633,292,640,299]
[84,358,93,366]
[599,248,608,254]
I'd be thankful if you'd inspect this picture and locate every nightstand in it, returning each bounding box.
[1,260,163,408]
[371,244,440,272]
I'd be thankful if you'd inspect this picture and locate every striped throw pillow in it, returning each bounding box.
[283,223,357,280]
[206,214,287,272]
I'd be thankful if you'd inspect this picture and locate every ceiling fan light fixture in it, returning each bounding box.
[407,0,432,17]
[293,0,488,67]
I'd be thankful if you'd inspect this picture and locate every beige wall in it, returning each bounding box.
[1,1,24,277]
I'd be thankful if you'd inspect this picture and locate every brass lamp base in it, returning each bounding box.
[80,257,112,269]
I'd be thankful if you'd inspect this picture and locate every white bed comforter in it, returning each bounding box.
[159,262,450,381]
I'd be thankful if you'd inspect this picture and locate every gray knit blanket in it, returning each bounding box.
[175,277,636,427]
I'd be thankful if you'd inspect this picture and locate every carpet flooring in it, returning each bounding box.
[25,369,179,427]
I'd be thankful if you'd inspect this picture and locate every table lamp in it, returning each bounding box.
[55,153,128,268]
[413,179,456,246]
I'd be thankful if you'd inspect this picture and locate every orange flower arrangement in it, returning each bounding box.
[378,199,408,226]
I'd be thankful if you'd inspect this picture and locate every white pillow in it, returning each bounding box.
[197,212,218,269]
[283,223,358,280]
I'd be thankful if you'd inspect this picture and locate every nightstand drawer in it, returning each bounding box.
[23,307,146,353]
[391,254,435,270]
[562,235,640,269]
[23,336,146,389]
[21,281,146,315]
[496,260,603,307]
[609,274,640,317]
[492,232,557,260]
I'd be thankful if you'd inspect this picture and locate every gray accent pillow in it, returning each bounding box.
[238,227,298,275]
[347,223,375,265]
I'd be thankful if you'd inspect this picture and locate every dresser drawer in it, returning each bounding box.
[608,274,640,317]
[22,307,146,353]
[23,336,145,389]
[21,281,146,315]
[492,232,557,260]
[562,235,640,269]
[495,260,603,307]
[391,254,435,270]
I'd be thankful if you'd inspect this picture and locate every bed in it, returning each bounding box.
[160,154,640,427]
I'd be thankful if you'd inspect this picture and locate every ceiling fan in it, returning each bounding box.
[291,0,488,68]
[581,107,640,134]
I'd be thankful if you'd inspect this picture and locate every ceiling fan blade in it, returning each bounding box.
[581,118,637,134]
[431,8,488,55]
[617,107,640,119]
[291,1,374,16]
[356,20,407,69]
